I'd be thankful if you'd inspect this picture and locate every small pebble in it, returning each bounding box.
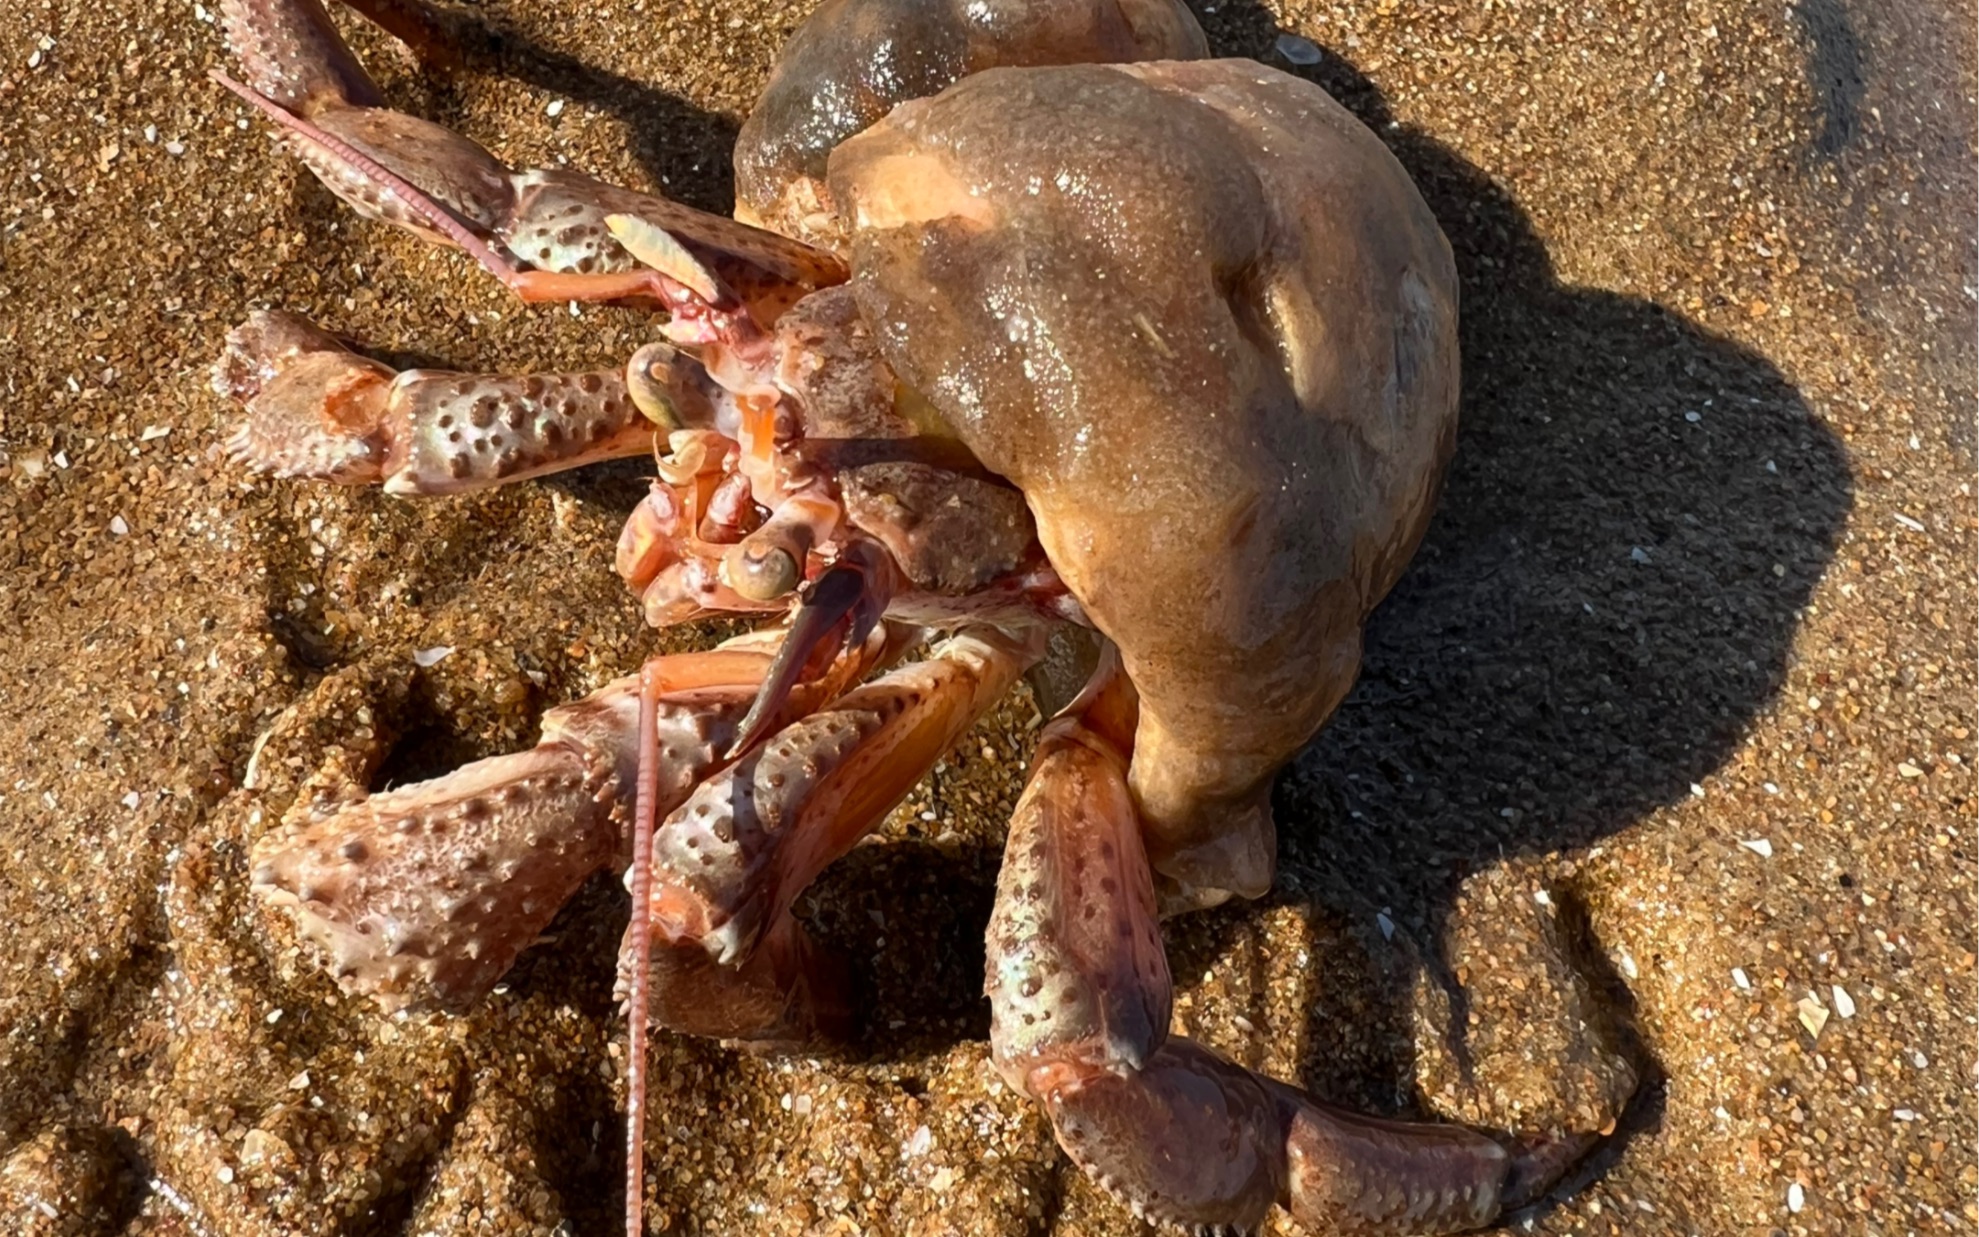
[1831,984,1856,1018]
[239,1129,289,1168]
[1274,33,1323,65]
[109,514,129,535]
[547,98,566,117]
[120,791,140,808]
[1732,967,1751,990]
[1375,910,1395,940]
[1787,1182,1805,1213]
[1796,994,1829,1039]
[1739,838,1773,858]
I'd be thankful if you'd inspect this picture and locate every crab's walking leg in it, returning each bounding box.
[622,625,1045,1043]
[216,0,842,319]
[216,309,656,493]
[985,653,1602,1234]
[612,624,1040,1234]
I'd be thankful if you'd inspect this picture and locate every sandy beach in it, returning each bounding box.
[0,0,1972,1232]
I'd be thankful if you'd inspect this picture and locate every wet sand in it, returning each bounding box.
[0,0,1973,1233]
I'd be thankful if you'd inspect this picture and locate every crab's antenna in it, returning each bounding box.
[624,662,666,1237]
[209,70,530,288]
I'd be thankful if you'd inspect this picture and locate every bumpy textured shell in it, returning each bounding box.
[733,0,1207,250]
[826,60,1459,898]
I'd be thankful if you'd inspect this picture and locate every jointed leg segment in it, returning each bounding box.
[985,650,1605,1234]
[215,0,843,323]
[216,309,656,493]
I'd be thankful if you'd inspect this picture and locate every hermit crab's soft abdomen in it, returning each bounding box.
[732,0,1208,251]
[826,60,1459,899]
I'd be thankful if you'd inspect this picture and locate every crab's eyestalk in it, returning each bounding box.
[605,213,731,306]
[717,492,843,601]
[627,341,726,432]
[723,542,803,602]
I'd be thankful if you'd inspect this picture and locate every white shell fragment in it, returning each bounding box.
[412,645,456,668]
[1739,838,1773,858]
[1831,984,1856,1018]
[1795,993,1829,1039]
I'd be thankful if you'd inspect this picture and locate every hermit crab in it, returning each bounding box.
[210,0,1630,1231]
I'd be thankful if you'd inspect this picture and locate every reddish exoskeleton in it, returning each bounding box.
[212,0,1632,1232]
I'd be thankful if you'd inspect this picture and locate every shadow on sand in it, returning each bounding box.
[1149,3,1853,1218]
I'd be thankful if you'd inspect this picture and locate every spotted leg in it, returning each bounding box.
[247,626,893,1010]
[986,650,1621,1234]
[619,623,1043,1047]
[215,308,664,493]
[216,0,842,317]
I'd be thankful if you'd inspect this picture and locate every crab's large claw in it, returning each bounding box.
[626,624,1042,1046]
[216,0,843,321]
[985,654,1626,1233]
[614,625,1043,1237]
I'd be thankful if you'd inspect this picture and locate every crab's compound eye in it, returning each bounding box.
[722,542,801,601]
[627,342,686,430]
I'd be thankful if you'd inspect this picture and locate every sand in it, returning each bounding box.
[0,0,1972,1233]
